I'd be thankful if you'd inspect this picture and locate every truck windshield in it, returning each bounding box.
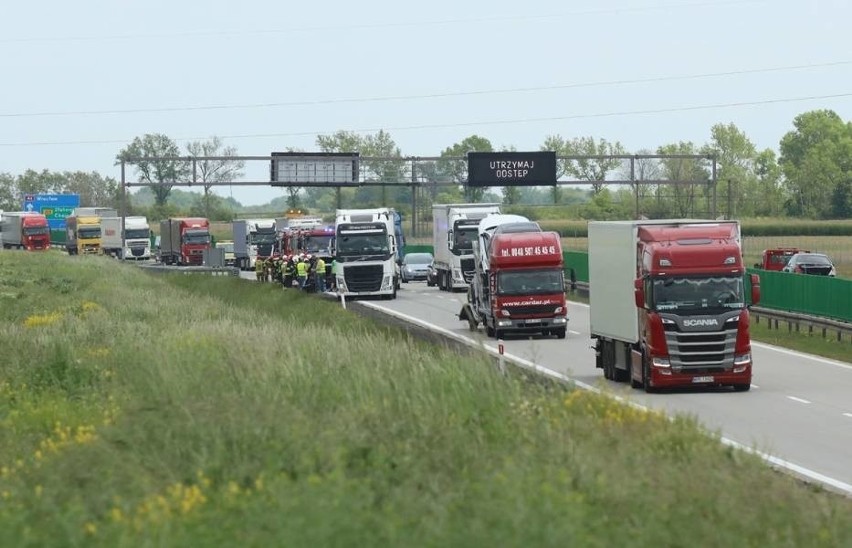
[23,227,49,236]
[453,227,478,255]
[652,276,744,312]
[183,231,210,245]
[125,229,150,240]
[336,232,390,256]
[252,231,277,245]
[303,235,332,254]
[497,269,564,296]
[78,227,101,239]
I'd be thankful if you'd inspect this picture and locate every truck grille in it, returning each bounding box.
[257,244,273,257]
[130,247,145,257]
[460,258,475,283]
[664,325,737,369]
[507,305,556,316]
[344,264,384,292]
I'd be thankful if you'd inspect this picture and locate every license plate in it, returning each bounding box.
[692,376,714,383]
[525,318,541,323]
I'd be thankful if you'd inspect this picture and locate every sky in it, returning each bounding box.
[1,0,850,206]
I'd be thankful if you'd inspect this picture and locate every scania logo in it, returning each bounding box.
[683,318,719,327]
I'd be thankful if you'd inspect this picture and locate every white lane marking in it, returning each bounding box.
[360,300,852,499]
[843,413,852,419]
[568,301,590,308]
[750,384,759,389]
[569,330,581,335]
[786,396,811,405]
[752,341,852,370]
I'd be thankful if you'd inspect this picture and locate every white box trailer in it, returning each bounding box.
[101,216,151,260]
[431,203,501,291]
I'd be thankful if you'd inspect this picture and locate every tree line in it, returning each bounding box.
[0,109,848,220]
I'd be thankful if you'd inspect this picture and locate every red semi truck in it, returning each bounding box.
[158,217,211,266]
[460,215,568,339]
[589,220,760,392]
[0,212,51,250]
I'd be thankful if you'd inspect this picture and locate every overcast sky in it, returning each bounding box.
[1,0,849,205]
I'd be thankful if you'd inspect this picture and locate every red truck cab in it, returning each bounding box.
[631,223,760,391]
[755,247,807,271]
[464,230,568,339]
[0,212,51,250]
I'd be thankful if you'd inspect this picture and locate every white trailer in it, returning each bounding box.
[431,203,501,291]
[333,208,399,299]
[233,219,277,270]
[101,216,151,260]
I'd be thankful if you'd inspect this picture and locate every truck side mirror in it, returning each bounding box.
[750,273,761,306]
[634,278,646,309]
[569,268,577,291]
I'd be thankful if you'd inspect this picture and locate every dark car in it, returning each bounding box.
[401,252,434,283]
[782,253,836,277]
[426,260,438,287]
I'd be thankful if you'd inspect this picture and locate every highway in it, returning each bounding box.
[357,281,852,495]
[233,267,852,495]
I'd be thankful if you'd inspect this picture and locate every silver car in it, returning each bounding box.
[401,252,434,283]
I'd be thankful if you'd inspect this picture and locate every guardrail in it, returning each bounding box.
[569,281,852,344]
[139,264,240,277]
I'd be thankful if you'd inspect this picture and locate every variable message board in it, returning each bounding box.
[467,152,557,187]
[22,193,80,230]
[271,152,359,186]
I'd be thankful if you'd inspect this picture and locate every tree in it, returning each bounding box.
[701,123,757,217]
[0,173,17,211]
[753,149,785,217]
[316,130,404,207]
[549,136,626,194]
[186,136,245,218]
[439,135,494,202]
[780,109,852,218]
[657,142,710,217]
[63,171,119,208]
[117,134,189,206]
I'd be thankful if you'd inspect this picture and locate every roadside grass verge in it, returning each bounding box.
[1,253,851,546]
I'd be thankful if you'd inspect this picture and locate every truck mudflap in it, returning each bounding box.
[458,303,479,331]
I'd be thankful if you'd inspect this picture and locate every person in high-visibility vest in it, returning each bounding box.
[296,256,308,289]
[283,257,296,288]
[255,257,265,282]
[315,257,326,292]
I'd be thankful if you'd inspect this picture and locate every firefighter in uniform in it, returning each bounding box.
[255,257,265,282]
[296,256,308,290]
[315,256,326,292]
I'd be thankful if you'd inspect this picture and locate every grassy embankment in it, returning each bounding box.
[1,253,851,545]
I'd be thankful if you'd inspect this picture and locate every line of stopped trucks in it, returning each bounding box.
[0,204,760,393]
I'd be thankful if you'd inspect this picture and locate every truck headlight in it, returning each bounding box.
[552,317,567,324]
[497,320,512,327]
[554,306,564,314]
[652,357,671,368]
[452,269,463,280]
[733,353,751,373]
[500,309,511,317]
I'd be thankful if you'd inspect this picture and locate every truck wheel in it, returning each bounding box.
[555,327,567,339]
[732,384,751,392]
[446,274,453,292]
[486,324,495,337]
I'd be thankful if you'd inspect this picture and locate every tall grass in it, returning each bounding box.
[1,253,850,546]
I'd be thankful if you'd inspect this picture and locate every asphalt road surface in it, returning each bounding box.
[358,281,852,496]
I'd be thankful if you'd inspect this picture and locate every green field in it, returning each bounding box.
[1,253,851,546]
